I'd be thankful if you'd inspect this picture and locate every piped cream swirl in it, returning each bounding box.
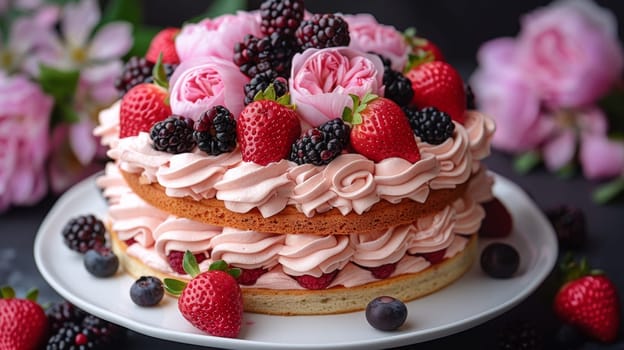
[109,192,169,247]
[374,152,440,203]
[418,124,472,190]
[153,216,221,258]
[279,234,354,277]
[210,227,285,269]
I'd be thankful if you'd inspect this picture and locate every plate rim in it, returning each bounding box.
[34,172,558,350]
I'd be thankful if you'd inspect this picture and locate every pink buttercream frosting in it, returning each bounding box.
[407,206,456,254]
[93,100,120,149]
[350,226,409,267]
[107,132,170,183]
[153,216,221,258]
[210,227,285,270]
[452,196,486,235]
[374,152,440,203]
[464,111,496,172]
[279,234,354,277]
[324,154,378,215]
[96,162,130,205]
[109,192,169,247]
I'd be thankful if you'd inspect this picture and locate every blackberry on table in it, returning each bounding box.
[47,315,125,350]
[193,106,237,155]
[545,205,587,249]
[260,0,304,36]
[46,301,87,334]
[150,115,196,154]
[295,13,350,51]
[289,118,350,165]
[497,320,544,350]
[233,32,299,78]
[383,69,414,107]
[404,106,455,145]
[244,71,289,105]
[62,214,106,254]
[114,56,177,95]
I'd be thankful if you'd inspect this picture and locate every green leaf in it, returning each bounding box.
[556,163,576,179]
[101,0,142,27]
[592,177,624,204]
[209,260,228,271]
[227,267,241,279]
[25,288,38,302]
[513,151,541,174]
[163,278,187,296]
[182,251,201,278]
[38,65,80,103]
[152,53,169,89]
[0,286,15,299]
[187,0,247,23]
[598,85,624,136]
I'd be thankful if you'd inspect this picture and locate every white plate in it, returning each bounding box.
[34,173,557,350]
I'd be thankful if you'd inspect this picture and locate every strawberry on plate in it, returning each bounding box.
[554,255,621,343]
[119,83,171,138]
[146,27,180,65]
[343,93,420,163]
[237,85,301,165]
[164,253,243,338]
[0,287,48,350]
[406,61,466,124]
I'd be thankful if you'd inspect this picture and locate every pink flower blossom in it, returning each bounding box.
[175,11,262,63]
[289,47,384,128]
[0,73,53,212]
[515,0,624,108]
[342,13,409,72]
[169,57,249,121]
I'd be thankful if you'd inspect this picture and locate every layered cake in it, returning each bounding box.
[95,0,496,315]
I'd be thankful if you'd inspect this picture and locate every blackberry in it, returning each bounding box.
[47,315,125,350]
[244,71,289,105]
[150,115,196,154]
[289,118,350,165]
[260,0,304,36]
[545,205,587,249]
[62,214,106,253]
[497,320,544,350]
[81,315,126,347]
[404,106,455,145]
[193,106,237,155]
[233,32,299,78]
[114,56,177,95]
[46,301,87,334]
[296,13,350,51]
[383,69,414,107]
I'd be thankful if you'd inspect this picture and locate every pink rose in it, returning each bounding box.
[290,47,384,127]
[175,11,262,63]
[471,39,554,152]
[169,57,249,121]
[0,73,53,212]
[516,0,624,108]
[342,13,409,72]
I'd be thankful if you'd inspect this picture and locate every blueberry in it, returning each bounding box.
[365,296,407,331]
[130,276,164,307]
[83,248,119,277]
[480,242,520,278]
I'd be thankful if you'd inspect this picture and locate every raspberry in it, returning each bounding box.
[62,214,106,254]
[296,13,350,51]
[237,267,268,285]
[420,249,446,264]
[260,0,304,36]
[244,71,288,105]
[150,115,196,154]
[404,106,455,145]
[367,263,397,279]
[233,32,299,78]
[114,56,177,96]
[193,106,237,155]
[167,250,207,275]
[292,270,339,290]
[289,118,350,165]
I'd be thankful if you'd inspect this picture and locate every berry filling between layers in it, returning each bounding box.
[100,165,488,290]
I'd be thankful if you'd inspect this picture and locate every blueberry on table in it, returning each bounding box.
[83,248,119,277]
[130,276,164,307]
[480,242,520,278]
[365,296,407,331]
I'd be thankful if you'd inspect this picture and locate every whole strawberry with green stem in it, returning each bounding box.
[0,287,48,350]
[164,253,243,338]
[343,93,420,163]
[237,85,301,165]
[554,255,620,343]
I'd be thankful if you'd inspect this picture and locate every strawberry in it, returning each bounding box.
[0,287,48,350]
[145,27,180,64]
[479,197,513,238]
[237,85,301,165]
[164,254,243,338]
[406,61,466,124]
[404,28,445,63]
[343,93,420,163]
[554,256,620,343]
[119,83,171,138]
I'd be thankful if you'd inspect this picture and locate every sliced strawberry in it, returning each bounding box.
[293,270,339,290]
[237,267,268,285]
[367,263,397,279]
[119,83,171,138]
[146,27,180,64]
[167,250,207,275]
[237,86,301,165]
[421,249,446,264]
[406,61,466,124]
[479,197,513,238]
[344,93,420,163]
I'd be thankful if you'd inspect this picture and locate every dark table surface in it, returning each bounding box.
[2,150,624,349]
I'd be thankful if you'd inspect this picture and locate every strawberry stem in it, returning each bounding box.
[560,253,604,283]
[183,250,201,278]
[253,84,294,109]
[152,53,169,90]
[342,93,377,125]
[0,286,14,299]
[25,288,38,302]
[209,260,241,279]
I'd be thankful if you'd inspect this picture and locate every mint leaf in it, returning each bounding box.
[209,260,228,271]
[163,278,187,296]
[182,251,201,278]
